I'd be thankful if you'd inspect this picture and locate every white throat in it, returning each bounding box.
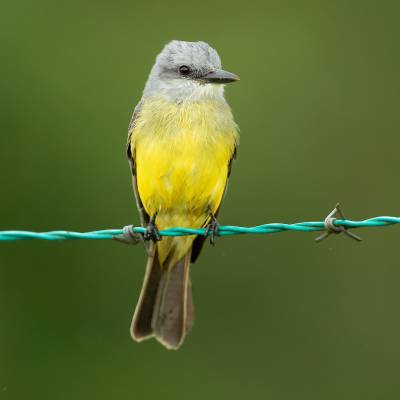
[143,71,225,102]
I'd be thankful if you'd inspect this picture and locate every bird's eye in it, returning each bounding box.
[179,65,191,75]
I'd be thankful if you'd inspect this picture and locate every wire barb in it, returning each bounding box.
[113,225,144,245]
[315,203,362,242]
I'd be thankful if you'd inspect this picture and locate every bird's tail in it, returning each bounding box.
[130,243,194,350]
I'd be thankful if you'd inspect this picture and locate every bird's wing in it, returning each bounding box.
[190,146,237,263]
[127,101,150,227]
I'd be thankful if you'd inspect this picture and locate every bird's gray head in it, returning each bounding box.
[143,40,239,101]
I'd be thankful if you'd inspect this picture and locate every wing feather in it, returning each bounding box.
[127,101,150,226]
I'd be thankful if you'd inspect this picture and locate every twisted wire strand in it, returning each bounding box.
[0,216,399,241]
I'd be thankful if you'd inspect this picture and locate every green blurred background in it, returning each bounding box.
[1,0,400,398]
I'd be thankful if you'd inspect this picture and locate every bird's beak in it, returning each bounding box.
[203,69,240,84]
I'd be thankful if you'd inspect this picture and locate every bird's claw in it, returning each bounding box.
[144,220,162,242]
[205,217,220,245]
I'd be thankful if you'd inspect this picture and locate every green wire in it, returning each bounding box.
[0,216,399,241]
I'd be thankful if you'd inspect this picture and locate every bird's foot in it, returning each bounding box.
[205,214,220,245]
[144,219,162,242]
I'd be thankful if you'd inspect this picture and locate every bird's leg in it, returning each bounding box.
[144,214,162,242]
[205,210,220,246]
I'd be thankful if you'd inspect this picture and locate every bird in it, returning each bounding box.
[127,40,239,350]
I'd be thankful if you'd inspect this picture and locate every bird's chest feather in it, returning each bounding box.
[131,98,238,218]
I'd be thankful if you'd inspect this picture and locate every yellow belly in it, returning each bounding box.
[131,97,238,266]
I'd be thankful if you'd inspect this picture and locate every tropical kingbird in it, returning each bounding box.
[127,40,239,349]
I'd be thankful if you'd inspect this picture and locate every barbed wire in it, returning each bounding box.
[1,205,399,243]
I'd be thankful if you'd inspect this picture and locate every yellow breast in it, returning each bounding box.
[131,96,238,265]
